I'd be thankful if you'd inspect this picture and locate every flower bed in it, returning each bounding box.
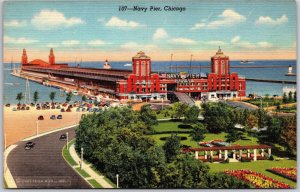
[224,170,290,188]
[267,167,296,182]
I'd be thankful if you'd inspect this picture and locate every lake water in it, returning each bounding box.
[3,60,297,104]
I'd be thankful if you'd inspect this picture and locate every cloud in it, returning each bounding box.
[62,40,80,47]
[31,9,84,30]
[231,36,241,43]
[230,36,273,49]
[4,20,27,27]
[257,41,273,48]
[255,14,288,26]
[4,36,38,44]
[191,9,246,30]
[153,28,168,40]
[87,40,107,46]
[105,16,144,28]
[120,42,158,50]
[170,38,197,45]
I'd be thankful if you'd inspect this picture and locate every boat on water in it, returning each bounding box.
[240,60,254,64]
[60,94,65,97]
[124,63,132,67]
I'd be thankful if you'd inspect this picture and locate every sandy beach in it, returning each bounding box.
[3,106,89,147]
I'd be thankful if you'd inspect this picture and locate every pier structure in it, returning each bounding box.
[17,47,246,101]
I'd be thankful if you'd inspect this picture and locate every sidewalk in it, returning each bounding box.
[69,144,113,188]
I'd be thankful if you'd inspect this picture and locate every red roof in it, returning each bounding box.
[29,59,49,66]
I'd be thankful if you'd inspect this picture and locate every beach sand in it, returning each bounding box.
[3,106,89,147]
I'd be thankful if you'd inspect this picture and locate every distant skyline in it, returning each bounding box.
[3,0,297,62]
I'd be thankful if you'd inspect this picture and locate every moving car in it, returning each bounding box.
[57,115,63,119]
[38,115,44,120]
[59,134,67,140]
[50,115,56,120]
[24,141,35,150]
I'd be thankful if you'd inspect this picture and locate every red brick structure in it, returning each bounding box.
[20,48,246,101]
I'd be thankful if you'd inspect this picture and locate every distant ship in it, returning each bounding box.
[124,63,132,67]
[240,60,254,64]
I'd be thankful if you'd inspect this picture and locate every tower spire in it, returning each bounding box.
[21,48,28,65]
[49,48,55,65]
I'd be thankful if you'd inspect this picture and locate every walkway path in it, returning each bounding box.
[69,144,113,188]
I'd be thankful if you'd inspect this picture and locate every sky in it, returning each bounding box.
[3,0,297,62]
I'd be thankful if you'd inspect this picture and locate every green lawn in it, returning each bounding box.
[88,179,102,188]
[75,167,91,178]
[209,159,297,188]
[62,139,78,166]
[153,121,192,133]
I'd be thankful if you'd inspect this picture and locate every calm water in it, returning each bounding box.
[3,60,297,104]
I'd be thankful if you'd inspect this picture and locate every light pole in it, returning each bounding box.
[116,174,119,188]
[81,147,83,170]
[36,120,39,136]
[66,132,69,149]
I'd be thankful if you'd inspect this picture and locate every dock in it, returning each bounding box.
[170,65,290,69]
[246,78,296,84]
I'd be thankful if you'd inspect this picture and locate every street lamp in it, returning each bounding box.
[116,174,119,188]
[81,147,83,170]
[66,132,69,149]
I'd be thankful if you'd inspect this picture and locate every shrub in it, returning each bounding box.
[160,136,188,141]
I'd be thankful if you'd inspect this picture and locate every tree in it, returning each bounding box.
[245,113,258,128]
[172,102,189,119]
[82,95,87,102]
[202,102,234,133]
[282,92,288,103]
[266,117,282,143]
[225,128,243,143]
[183,105,200,124]
[288,91,293,102]
[190,124,207,142]
[163,134,181,162]
[16,92,24,104]
[49,92,56,103]
[275,102,281,111]
[280,115,296,155]
[293,91,297,102]
[33,91,39,104]
[139,104,158,130]
[66,92,72,103]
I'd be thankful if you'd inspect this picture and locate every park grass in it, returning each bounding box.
[62,139,78,166]
[88,179,102,188]
[150,129,260,148]
[153,121,192,132]
[209,159,297,188]
[75,167,90,178]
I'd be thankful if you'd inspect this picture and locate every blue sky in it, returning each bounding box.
[3,0,297,61]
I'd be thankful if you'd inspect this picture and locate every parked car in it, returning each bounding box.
[26,106,30,110]
[59,134,67,140]
[82,108,86,112]
[38,115,44,120]
[5,104,10,107]
[51,106,56,109]
[62,103,68,107]
[36,106,41,110]
[88,108,94,112]
[24,141,35,150]
[61,108,65,112]
[12,107,17,111]
[50,115,56,120]
[66,108,71,112]
[56,106,61,109]
[57,115,63,119]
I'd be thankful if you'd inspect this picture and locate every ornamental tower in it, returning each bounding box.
[132,51,151,78]
[21,48,28,65]
[211,47,230,75]
[49,48,55,65]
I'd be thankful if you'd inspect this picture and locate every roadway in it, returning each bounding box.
[7,127,91,189]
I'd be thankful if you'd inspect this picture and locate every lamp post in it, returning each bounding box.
[80,147,83,170]
[116,174,119,188]
[66,132,69,149]
[36,120,39,136]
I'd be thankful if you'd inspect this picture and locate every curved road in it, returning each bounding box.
[7,127,91,188]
